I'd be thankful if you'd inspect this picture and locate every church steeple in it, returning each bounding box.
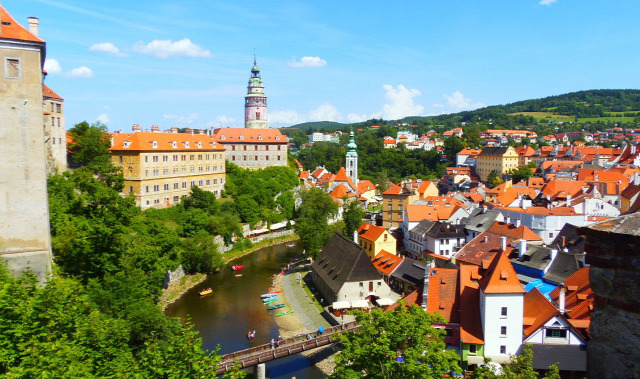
[245,54,268,129]
[346,128,358,186]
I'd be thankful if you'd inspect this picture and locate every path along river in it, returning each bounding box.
[165,241,325,379]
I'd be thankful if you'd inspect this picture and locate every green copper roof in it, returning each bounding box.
[346,129,358,156]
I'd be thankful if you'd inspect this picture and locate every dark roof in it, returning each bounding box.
[529,344,586,372]
[511,245,554,271]
[478,146,510,156]
[426,222,466,239]
[390,258,426,288]
[311,232,383,295]
[550,223,585,255]
[543,252,585,285]
[409,219,436,236]
[462,208,501,233]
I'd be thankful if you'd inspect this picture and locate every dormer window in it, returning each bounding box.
[123,141,131,148]
[258,135,263,141]
[185,141,190,148]
[239,135,244,140]
[197,142,202,148]
[151,141,158,148]
[276,136,280,141]
[172,141,177,148]
[220,135,226,140]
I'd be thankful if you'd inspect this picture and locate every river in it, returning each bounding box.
[165,241,326,379]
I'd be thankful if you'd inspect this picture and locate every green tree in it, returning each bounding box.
[67,121,112,167]
[294,188,339,258]
[508,165,534,184]
[443,136,465,163]
[180,232,224,274]
[487,170,504,188]
[332,304,462,378]
[342,200,364,238]
[182,186,219,215]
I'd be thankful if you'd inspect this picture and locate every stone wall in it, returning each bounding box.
[579,213,640,379]
[162,264,186,289]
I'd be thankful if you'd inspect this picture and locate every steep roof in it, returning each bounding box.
[42,84,63,100]
[329,183,355,199]
[417,180,436,194]
[462,208,501,233]
[426,222,466,239]
[426,268,460,323]
[478,146,511,157]
[391,259,427,288]
[543,251,584,285]
[549,267,592,321]
[459,263,484,344]
[110,132,225,152]
[453,231,514,266]
[357,222,388,242]
[478,250,525,294]
[371,250,403,276]
[523,288,560,337]
[357,179,376,194]
[382,182,402,195]
[0,6,45,43]
[515,145,536,157]
[311,232,383,295]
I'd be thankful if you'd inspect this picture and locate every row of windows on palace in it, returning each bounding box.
[137,178,223,196]
[50,117,62,127]
[229,144,284,151]
[143,166,223,177]
[49,102,62,113]
[121,153,223,163]
[229,154,284,162]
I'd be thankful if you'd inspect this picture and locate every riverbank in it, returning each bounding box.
[271,258,338,376]
[159,235,300,311]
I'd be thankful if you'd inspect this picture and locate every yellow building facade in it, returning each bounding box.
[110,132,226,209]
[357,223,397,258]
[476,146,519,182]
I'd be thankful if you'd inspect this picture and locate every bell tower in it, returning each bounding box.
[346,129,358,186]
[244,54,268,129]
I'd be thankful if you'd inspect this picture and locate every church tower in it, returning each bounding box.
[346,129,358,187]
[244,54,268,129]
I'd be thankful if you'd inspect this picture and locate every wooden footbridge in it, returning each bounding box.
[216,321,360,374]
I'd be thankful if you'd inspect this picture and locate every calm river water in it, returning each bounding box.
[165,241,326,378]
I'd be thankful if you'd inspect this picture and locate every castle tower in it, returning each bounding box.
[346,129,358,186]
[244,54,268,129]
[0,6,52,284]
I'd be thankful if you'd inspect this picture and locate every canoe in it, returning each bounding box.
[199,288,213,296]
[267,304,285,310]
[286,244,295,247]
[275,310,294,317]
[232,265,244,271]
[263,296,280,304]
[270,290,282,294]
[260,293,279,298]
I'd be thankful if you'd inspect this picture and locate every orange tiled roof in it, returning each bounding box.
[0,6,44,43]
[488,222,542,241]
[311,167,326,178]
[426,268,460,323]
[541,180,586,198]
[334,167,356,188]
[110,132,225,152]
[494,187,538,207]
[357,179,376,194]
[357,222,388,242]
[417,180,435,194]
[382,182,401,195]
[318,173,335,182]
[371,250,403,276]
[458,148,481,156]
[523,288,560,337]
[43,84,63,100]
[453,231,514,266]
[515,145,536,157]
[405,203,460,223]
[299,171,310,179]
[577,169,629,183]
[329,183,354,199]
[549,267,593,321]
[459,263,484,344]
[212,127,287,143]
[478,250,525,294]
[495,205,578,216]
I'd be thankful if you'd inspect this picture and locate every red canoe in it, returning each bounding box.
[232,265,244,271]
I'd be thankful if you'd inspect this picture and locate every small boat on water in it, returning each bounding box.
[263,296,280,304]
[269,290,282,294]
[275,310,294,317]
[267,304,285,310]
[232,265,244,271]
[199,288,213,296]
[286,243,295,247]
[261,293,279,298]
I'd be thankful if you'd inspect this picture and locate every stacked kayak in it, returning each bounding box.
[260,293,279,298]
[275,310,294,317]
[267,304,285,310]
[263,296,280,304]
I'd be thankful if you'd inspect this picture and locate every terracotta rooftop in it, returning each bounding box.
[549,267,593,321]
[478,250,525,294]
[212,127,287,143]
[523,288,560,337]
[453,231,514,266]
[488,222,542,241]
[0,6,45,43]
[426,268,460,323]
[371,250,403,276]
[357,222,388,242]
[110,132,225,152]
[459,263,484,344]
[42,84,63,100]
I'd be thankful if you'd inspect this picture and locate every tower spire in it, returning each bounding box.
[245,53,267,129]
[346,127,358,186]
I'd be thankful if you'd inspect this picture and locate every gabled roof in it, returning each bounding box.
[523,288,560,337]
[329,183,355,199]
[391,259,427,288]
[453,231,514,266]
[515,145,536,157]
[334,167,350,182]
[426,222,466,239]
[357,179,376,194]
[427,268,460,323]
[0,6,45,43]
[543,251,584,285]
[549,267,592,321]
[478,250,525,294]
[110,132,225,152]
[417,180,436,194]
[371,250,403,276]
[211,127,287,143]
[311,232,383,295]
[382,182,402,195]
[311,167,327,179]
[459,263,484,344]
[462,208,501,233]
[478,146,511,157]
[357,222,388,242]
[488,222,542,241]
[409,219,436,236]
[43,84,63,100]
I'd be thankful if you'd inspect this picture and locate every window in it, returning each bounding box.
[57,118,61,127]
[163,155,169,162]
[190,155,194,161]
[182,182,187,188]
[198,154,203,160]
[198,166,203,173]
[500,346,506,354]
[173,155,178,161]
[163,169,169,175]
[501,307,507,317]
[545,329,567,339]
[163,184,169,190]
[51,118,55,127]
[153,185,159,192]
[173,168,178,174]
[206,180,210,185]
[190,167,195,173]
[549,232,553,238]
[5,58,20,79]
[500,326,507,336]
[174,183,179,189]
[190,181,195,187]
[119,156,123,163]
[145,170,149,177]
[469,344,477,354]
[56,104,61,113]
[129,186,133,194]
[145,186,149,193]
[51,103,54,112]
[198,180,203,186]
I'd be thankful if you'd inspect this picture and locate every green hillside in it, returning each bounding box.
[287,121,346,131]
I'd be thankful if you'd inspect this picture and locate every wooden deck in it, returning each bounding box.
[215,321,359,374]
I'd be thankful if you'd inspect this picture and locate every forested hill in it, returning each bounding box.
[287,89,640,131]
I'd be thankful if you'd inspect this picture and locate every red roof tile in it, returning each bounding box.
[426,268,460,323]
[110,132,225,152]
[478,250,525,294]
[371,250,403,276]
[43,84,63,100]
[523,288,559,337]
[357,222,388,242]
[0,6,44,43]
[488,222,542,241]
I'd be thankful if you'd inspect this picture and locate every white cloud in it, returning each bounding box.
[381,84,424,120]
[540,0,557,5]
[95,113,111,124]
[163,113,199,126]
[309,103,342,122]
[90,42,126,57]
[44,58,62,75]
[346,113,372,123]
[432,103,445,108]
[133,38,211,58]
[289,56,327,68]
[269,110,306,125]
[443,91,485,111]
[66,66,93,78]
[215,115,236,124]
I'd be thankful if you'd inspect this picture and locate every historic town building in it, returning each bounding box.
[110,130,226,209]
[346,129,359,187]
[43,83,66,172]
[0,6,52,284]
[244,55,268,129]
[212,127,288,169]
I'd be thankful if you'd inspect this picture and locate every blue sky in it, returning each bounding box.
[4,0,640,131]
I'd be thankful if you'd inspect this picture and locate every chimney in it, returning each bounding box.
[518,239,527,258]
[482,206,487,214]
[132,123,141,133]
[483,235,489,243]
[422,267,431,311]
[558,284,566,314]
[505,216,511,224]
[27,17,39,37]
[501,236,507,252]
[353,230,358,244]
[550,248,558,262]
[566,194,572,206]
[561,236,566,248]
[515,218,521,228]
